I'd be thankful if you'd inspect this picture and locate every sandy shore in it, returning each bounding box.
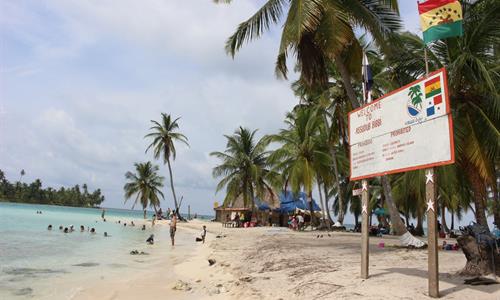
[73,219,500,299]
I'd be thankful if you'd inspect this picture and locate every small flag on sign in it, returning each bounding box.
[424,76,444,116]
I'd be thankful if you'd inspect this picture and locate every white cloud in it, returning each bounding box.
[0,0,298,215]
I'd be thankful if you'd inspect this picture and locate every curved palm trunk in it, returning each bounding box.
[334,54,361,109]
[415,209,425,236]
[323,184,334,225]
[308,191,315,230]
[440,203,449,233]
[450,209,455,230]
[330,147,345,224]
[166,159,181,219]
[382,176,425,247]
[316,178,326,223]
[143,209,147,219]
[381,176,407,234]
[467,167,489,230]
[321,111,345,225]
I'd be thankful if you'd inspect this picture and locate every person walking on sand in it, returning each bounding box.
[201,225,207,244]
[170,212,177,246]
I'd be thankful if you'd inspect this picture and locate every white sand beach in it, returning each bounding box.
[69,219,499,300]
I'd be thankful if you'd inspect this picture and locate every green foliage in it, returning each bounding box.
[211,127,278,208]
[0,169,105,207]
[123,162,164,212]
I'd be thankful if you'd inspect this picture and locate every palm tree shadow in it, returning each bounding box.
[370,267,499,297]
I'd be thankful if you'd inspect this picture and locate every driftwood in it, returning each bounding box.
[457,232,500,276]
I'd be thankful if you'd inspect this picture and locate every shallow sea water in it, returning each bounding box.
[0,202,195,299]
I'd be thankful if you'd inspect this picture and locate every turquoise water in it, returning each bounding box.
[0,202,200,299]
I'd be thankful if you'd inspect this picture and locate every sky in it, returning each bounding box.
[2,0,482,227]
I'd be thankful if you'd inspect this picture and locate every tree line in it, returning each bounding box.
[0,169,105,207]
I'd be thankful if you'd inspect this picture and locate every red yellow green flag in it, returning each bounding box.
[418,0,463,43]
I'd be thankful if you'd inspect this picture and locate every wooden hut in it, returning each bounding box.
[214,191,280,225]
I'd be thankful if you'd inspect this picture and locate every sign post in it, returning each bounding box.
[426,168,439,297]
[349,68,454,297]
[361,179,369,279]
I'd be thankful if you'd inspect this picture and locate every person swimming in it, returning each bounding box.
[64,227,69,233]
[104,232,109,237]
[146,234,154,245]
[90,228,96,234]
[124,223,127,227]
[80,225,85,232]
[59,225,63,230]
[131,221,135,226]
[47,225,52,230]
[69,225,74,232]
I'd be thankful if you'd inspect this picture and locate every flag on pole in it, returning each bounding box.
[418,0,463,43]
[362,52,373,103]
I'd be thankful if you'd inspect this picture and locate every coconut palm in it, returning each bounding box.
[211,127,278,218]
[267,107,331,225]
[145,113,189,218]
[19,169,25,182]
[218,0,401,107]
[381,0,500,229]
[124,162,165,219]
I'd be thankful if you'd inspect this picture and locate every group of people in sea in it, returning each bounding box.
[43,208,207,247]
[47,224,98,234]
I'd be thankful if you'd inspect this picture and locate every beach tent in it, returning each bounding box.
[277,191,321,213]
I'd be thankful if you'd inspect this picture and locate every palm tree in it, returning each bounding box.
[124,162,165,219]
[218,0,401,107]
[145,113,189,219]
[267,107,331,226]
[382,0,500,229]
[19,169,25,182]
[211,127,278,219]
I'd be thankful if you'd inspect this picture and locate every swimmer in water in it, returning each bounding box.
[47,225,52,230]
[64,227,69,233]
[146,234,154,245]
[80,225,85,232]
[90,228,96,234]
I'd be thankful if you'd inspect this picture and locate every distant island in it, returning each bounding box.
[0,169,104,207]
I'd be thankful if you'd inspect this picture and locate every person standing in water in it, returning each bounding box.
[101,209,106,219]
[170,212,177,246]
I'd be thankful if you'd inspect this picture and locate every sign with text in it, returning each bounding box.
[349,68,454,180]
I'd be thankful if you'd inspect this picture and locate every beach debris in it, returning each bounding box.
[195,279,201,283]
[239,276,253,283]
[208,259,216,266]
[463,277,499,286]
[172,280,192,291]
[129,250,149,255]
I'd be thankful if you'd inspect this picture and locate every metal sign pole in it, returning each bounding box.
[425,46,439,298]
